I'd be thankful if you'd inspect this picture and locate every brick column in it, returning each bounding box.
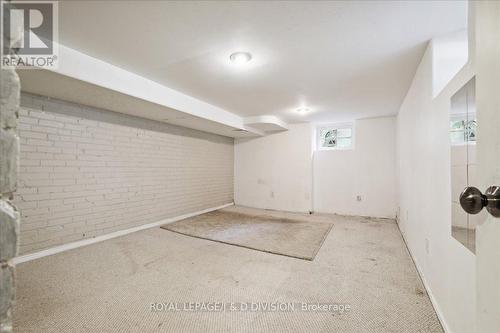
[0,2,22,331]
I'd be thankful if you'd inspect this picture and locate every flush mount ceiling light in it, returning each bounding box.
[296,107,310,114]
[229,52,252,66]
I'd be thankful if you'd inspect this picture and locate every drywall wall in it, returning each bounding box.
[234,124,313,213]
[313,117,397,218]
[396,33,475,333]
[14,93,234,254]
[432,30,469,98]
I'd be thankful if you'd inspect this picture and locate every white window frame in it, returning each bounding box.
[316,122,354,151]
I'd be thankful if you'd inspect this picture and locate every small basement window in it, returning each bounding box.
[317,123,353,150]
[450,114,476,145]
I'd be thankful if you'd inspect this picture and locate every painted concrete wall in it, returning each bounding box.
[14,93,234,254]
[396,37,476,333]
[313,117,397,218]
[234,118,396,218]
[234,124,313,213]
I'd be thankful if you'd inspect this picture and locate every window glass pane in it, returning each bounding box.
[321,129,337,147]
[318,129,327,146]
[450,131,465,144]
[337,137,352,148]
[337,128,351,138]
[449,117,476,144]
[465,120,476,142]
[450,120,465,130]
[317,125,353,149]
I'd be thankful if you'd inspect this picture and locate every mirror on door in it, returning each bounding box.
[450,77,486,253]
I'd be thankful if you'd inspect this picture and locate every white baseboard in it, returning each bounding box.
[14,202,234,264]
[396,222,451,333]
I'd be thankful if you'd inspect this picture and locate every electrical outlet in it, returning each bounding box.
[270,191,274,198]
[356,195,362,202]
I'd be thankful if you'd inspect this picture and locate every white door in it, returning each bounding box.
[473,2,500,332]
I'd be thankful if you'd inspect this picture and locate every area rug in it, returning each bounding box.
[161,210,333,260]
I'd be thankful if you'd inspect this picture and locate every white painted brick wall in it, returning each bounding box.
[14,93,234,254]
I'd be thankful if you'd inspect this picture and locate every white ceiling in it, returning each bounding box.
[58,1,467,124]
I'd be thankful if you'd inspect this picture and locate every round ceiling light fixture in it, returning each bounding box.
[229,52,252,66]
[296,107,310,114]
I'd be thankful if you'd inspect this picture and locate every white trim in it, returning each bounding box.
[396,221,451,333]
[13,202,234,264]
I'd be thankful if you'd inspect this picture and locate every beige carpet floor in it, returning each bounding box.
[161,210,333,260]
[13,206,443,333]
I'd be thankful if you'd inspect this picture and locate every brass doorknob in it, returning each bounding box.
[460,186,500,218]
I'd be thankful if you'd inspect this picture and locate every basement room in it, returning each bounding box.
[1,1,499,333]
